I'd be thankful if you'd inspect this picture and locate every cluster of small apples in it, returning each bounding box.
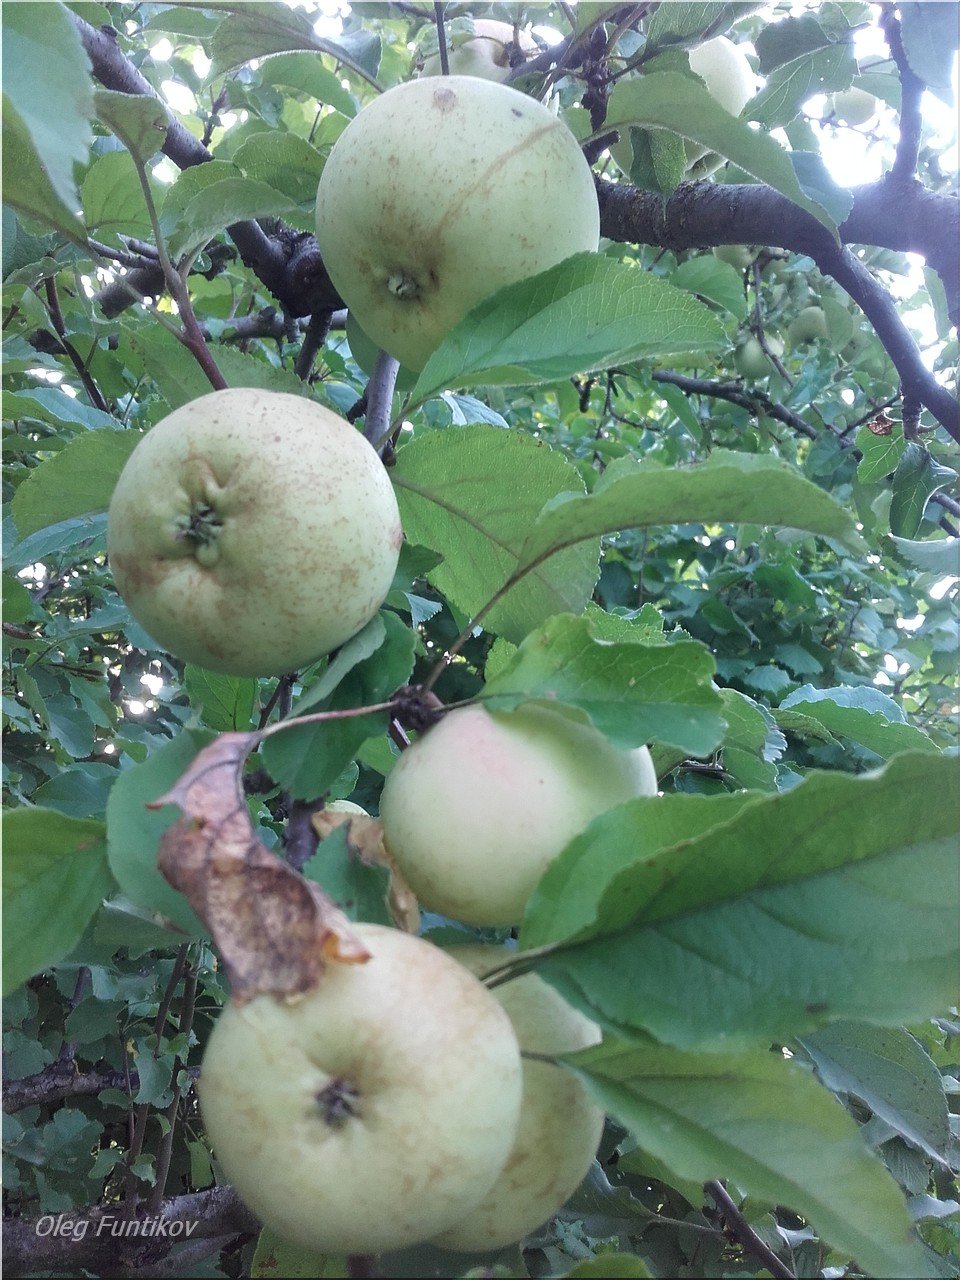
[199,705,658,1257]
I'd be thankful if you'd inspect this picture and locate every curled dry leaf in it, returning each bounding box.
[312,809,421,935]
[150,732,370,1003]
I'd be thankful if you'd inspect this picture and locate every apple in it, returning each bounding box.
[379,703,658,926]
[198,923,523,1255]
[734,334,783,379]
[315,76,600,371]
[713,244,759,271]
[829,86,877,127]
[107,388,402,677]
[788,305,829,346]
[432,944,604,1253]
[421,19,537,81]
[685,35,755,167]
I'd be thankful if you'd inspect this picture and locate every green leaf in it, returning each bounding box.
[857,423,907,484]
[2,0,95,211]
[261,613,414,800]
[251,1227,347,1279]
[183,667,258,732]
[748,43,856,128]
[257,51,358,117]
[780,685,940,759]
[159,159,240,232]
[566,1255,653,1278]
[234,131,325,205]
[481,612,724,757]
[523,752,960,1047]
[517,451,865,577]
[719,687,783,790]
[670,255,748,320]
[899,2,958,105]
[623,127,687,194]
[105,729,213,936]
[411,254,726,404]
[11,428,139,539]
[4,386,117,432]
[303,827,391,927]
[1,102,86,240]
[569,1037,929,1280]
[888,534,960,575]
[207,2,380,87]
[645,3,750,50]
[169,178,300,260]
[603,73,837,233]
[93,89,169,163]
[889,443,958,538]
[82,150,157,244]
[2,807,113,994]
[391,426,600,644]
[799,1023,951,1162]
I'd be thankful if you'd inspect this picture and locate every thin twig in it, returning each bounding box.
[705,1180,795,1280]
[434,1,450,75]
[40,278,111,412]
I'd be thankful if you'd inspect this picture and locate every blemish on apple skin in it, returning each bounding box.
[433,87,457,113]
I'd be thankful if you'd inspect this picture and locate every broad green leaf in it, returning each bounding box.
[4,386,117,432]
[251,1227,347,1278]
[206,2,381,87]
[524,792,758,953]
[32,763,118,820]
[857,423,907,484]
[93,89,168,163]
[889,443,958,538]
[2,807,114,994]
[169,178,300,260]
[292,617,387,716]
[518,451,864,577]
[645,3,752,50]
[2,1,94,210]
[183,667,258,732]
[622,127,687,194]
[603,73,837,233]
[411,254,726,404]
[567,1255,653,1278]
[570,1038,929,1280]
[82,150,157,244]
[481,613,724,757]
[124,323,212,410]
[899,2,958,105]
[888,534,960,574]
[755,14,835,72]
[261,612,415,799]
[670,255,748,319]
[391,426,600,644]
[304,827,391,927]
[781,684,941,759]
[748,43,856,128]
[719,687,782,790]
[799,1023,951,1163]
[1,102,86,240]
[106,729,212,936]
[159,159,240,233]
[11,428,139,539]
[257,51,358,117]
[234,131,325,206]
[523,753,960,1047]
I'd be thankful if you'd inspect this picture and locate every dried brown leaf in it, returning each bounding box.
[151,733,370,1002]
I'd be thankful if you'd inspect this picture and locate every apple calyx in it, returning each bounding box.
[317,1077,362,1128]
[175,502,223,566]
[387,271,422,302]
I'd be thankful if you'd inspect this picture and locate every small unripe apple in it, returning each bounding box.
[107,389,402,676]
[685,36,755,166]
[829,86,877,127]
[421,19,537,81]
[315,77,600,371]
[379,704,657,926]
[199,924,523,1255]
[713,244,759,271]
[788,305,829,346]
[432,944,604,1253]
[734,334,783,379]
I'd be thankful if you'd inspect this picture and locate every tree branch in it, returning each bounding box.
[650,370,817,439]
[362,350,401,451]
[2,1187,258,1277]
[596,177,959,440]
[705,1179,795,1280]
[882,10,925,183]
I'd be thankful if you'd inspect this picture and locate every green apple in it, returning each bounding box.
[315,76,600,371]
[734,334,783,379]
[432,944,604,1252]
[107,388,402,676]
[421,19,536,81]
[685,35,755,166]
[787,305,829,346]
[713,244,759,270]
[379,704,658,926]
[829,87,877,127]
[199,924,523,1255]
